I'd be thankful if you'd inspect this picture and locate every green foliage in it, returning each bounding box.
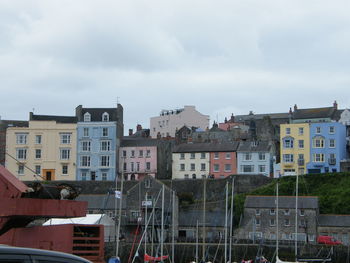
[178,192,195,206]
[235,172,350,220]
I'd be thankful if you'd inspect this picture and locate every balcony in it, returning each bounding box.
[328,158,336,165]
[298,159,305,166]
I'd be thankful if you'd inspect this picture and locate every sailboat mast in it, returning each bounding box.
[295,174,299,259]
[229,177,234,263]
[276,182,279,260]
[172,190,175,263]
[161,184,165,262]
[224,182,228,263]
[196,220,199,263]
[202,178,206,263]
[115,158,124,258]
[145,192,148,256]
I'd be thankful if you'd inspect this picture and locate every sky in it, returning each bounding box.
[1,0,350,133]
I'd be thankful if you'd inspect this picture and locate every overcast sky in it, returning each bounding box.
[1,0,350,132]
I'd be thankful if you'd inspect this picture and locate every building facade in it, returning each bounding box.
[209,142,239,178]
[75,105,123,181]
[280,123,310,176]
[150,105,209,138]
[237,141,275,177]
[306,122,346,174]
[6,115,77,181]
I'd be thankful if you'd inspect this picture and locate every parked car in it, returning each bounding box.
[317,235,342,245]
[0,245,92,262]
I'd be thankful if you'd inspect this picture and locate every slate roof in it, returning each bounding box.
[245,195,319,209]
[120,138,160,147]
[237,141,271,152]
[292,107,337,120]
[76,194,126,210]
[235,113,289,121]
[173,142,239,153]
[30,114,77,123]
[0,120,28,128]
[318,214,350,227]
[178,209,225,227]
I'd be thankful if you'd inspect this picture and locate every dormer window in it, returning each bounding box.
[102,112,109,122]
[84,112,91,122]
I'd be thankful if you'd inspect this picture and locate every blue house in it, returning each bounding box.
[75,105,123,181]
[307,122,346,174]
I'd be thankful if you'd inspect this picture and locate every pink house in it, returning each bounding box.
[209,142,239,179]
[119,139,158,181]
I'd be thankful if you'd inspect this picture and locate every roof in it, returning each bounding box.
[120,138,160,147]
[43,214,110,225]
[318,214,350,227]
[235,112,290,121]
[237,141,271,152]
[30,114,77,123]
[173,142,239,153]
[80,108,118,122]
[292,107,337,120]
[76,194,126,209]
[245,195,319,209]
[178,209,225,227]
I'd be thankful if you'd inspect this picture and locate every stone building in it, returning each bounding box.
[236,195,319,244]
[318,214,350,245]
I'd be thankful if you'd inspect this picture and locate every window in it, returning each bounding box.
[270,219,276,226]
[329,126,335,134]
[102,127,108,137]
[258,165,266,173]
[100,156,110,167]
[35,135,42,144]
[136,162,140,171]
[255,218,261,226]
[286,127,291,135]
[16,133,27,144]
[201,153,206,159]
[123,162,127,171]
[180,164,185,171]
[313,153,325,162]
[62,165,68,175]
[81,156,91,167]
[180,153,185,159]
[60,148,70,160]
[190,153,195,159]
[102,172,108,181]
[298,140,304,148]
[84,112,91,122]
[60,133,71,144]
[81,172,87,181]
[146,150,151,157]
[284,219,290,226]
[225,152,231,159]
[258,152,266,161]
[184,174,189,179]
[329,139,335,148]
[214,152,219,159]
[284,138,294,148]
[146,162,151,171]
[131,150,135,158]
[284,209,290,215]
[18,164,24,175]
[313,138,325,148]
[83,128,89,137]
[270,209,275,215]
[255,209,260,215]
[283,154,294,163]
[241,165,254,173]
[299,209,305,216]
[100,140,111,151]
[224,164,232,172]
[121,150,127,157]
[201,163,206,171]
[298,127,304,135]
[192,174,196,179]
[145,179,152,188]
[81,141,91,152]
[139,150,143,157]
[35,165,41,175]
[131,162,134,171]
[190,163,195,171]
[35,149,41,159]
[300,219,306,227]
[213,164,219,172]
[102,112,109,122]
[16,148,27,160]
[244,153,252,161]
[316,127,321,134]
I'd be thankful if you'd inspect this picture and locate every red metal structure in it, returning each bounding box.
[0,165,104,263]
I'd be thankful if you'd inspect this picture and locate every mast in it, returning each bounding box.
[276,182,279,260]
[145,192,148,256]
[161,184,165,262]
[229,177,234,263]
[202,178,206,263]
[295,174,299,259]
[224,182,228,263]
[196,220,199,263]
[172,190,175,263]
[115,158,124,259]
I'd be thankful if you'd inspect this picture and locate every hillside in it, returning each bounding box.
[235,172,350,223]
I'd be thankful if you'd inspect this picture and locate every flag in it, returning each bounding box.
[115,190,121,199]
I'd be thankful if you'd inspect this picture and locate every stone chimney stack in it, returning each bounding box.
[129,129,133,136]
[136,124,142,131]
[294,104,298,111]
[333,100,338,110]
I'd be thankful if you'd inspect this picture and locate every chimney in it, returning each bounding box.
[129,129,133,136]
[294,104,298,111]
[230,113,235,122]
[136,124,142,131]
[333,100,338,110]
[289,107,293,114]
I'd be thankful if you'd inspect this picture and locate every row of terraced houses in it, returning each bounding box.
[1,102,350,182]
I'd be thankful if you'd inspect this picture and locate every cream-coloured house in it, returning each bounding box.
[6,116,77,181]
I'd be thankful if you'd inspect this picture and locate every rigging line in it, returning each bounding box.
[5,152,45,180]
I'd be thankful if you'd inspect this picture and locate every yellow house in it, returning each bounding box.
[280,123,310,176]
[6,119,77,181]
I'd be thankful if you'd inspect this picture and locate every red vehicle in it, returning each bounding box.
[317,235,342,245]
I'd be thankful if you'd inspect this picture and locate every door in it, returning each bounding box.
[91,171,96,181]
[43,169,55,181]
